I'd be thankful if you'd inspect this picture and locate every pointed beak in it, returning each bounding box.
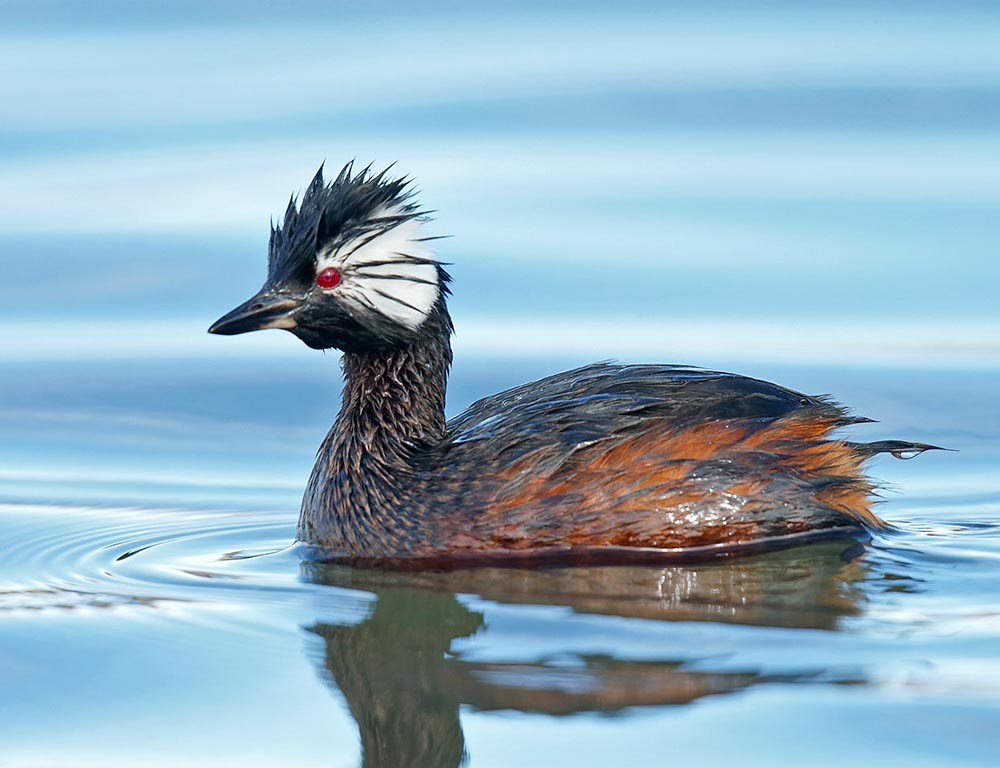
[208,290,302,336]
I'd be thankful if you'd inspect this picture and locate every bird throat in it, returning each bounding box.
[297,302,453,551]
[333,301,453,468]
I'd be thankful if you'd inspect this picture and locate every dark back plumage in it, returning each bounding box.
[301,360,938,566]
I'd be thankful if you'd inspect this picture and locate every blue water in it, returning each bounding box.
[2,3,1000,766]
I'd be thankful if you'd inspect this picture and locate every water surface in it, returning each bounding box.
[2,2,999,766]
[1,357,997,767]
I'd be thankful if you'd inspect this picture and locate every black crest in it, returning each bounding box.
[266,161,423,290]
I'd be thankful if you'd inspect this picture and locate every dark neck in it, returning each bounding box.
[334,301,453,463]
[298,300,453,552]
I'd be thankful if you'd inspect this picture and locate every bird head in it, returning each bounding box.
[208,162,448,352]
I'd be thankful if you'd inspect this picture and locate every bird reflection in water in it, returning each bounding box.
[302,539,869,768]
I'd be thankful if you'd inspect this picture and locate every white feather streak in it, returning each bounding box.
[316,206,439,329]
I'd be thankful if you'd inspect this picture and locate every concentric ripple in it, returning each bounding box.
[0,502,304,616]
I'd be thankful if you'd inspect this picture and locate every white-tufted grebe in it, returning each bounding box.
[209,162,937,566]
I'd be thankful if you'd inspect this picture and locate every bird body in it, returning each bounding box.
[210,163,935,566]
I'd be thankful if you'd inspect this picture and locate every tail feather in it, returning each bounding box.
[848,440,949,460]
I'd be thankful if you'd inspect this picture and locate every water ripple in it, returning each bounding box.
[0,502,302,618]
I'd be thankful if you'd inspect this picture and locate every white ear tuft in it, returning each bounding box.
[316,207,440,329]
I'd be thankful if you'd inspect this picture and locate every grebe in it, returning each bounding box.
[209,163,935,566]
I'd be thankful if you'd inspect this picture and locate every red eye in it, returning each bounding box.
[316,267,341,289]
